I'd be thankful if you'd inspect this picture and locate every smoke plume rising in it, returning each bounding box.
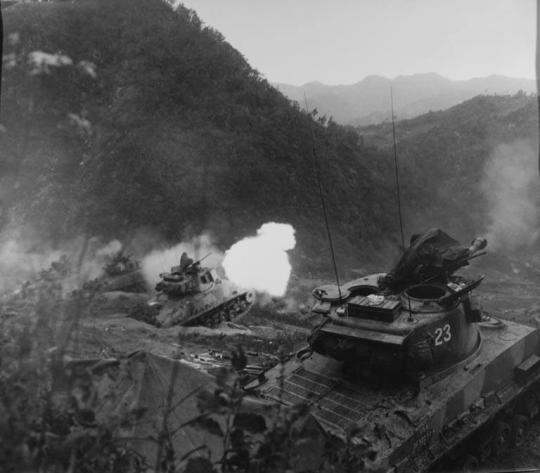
[481,140,540,251]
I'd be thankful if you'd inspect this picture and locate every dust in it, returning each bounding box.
[481,140,540,251]
[0,229,126,294]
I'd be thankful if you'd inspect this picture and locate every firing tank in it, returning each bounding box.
[149,252,254,328]
[247,229,540,472]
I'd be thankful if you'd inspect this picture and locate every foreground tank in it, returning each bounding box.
[149,254,254,328]
[247,229,540,472]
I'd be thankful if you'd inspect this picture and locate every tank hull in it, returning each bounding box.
[155,279,254,328]
[253,319,540,472]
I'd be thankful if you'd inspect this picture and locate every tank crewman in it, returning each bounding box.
[179,252,194,271]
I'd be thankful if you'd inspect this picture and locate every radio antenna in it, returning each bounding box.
[391,88,405,250]
[304,94,342,301]
[390,89,414,321]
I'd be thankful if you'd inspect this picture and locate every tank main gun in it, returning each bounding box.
[380,229,487,291]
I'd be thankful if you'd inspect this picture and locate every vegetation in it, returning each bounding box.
[357,93,539,243]
[0,0,397,275]
[0,261,148,472]
[1,2,539,472]
[2,1,536,274]
[0,261,363,473]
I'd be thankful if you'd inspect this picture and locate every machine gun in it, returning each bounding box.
[438,275,485,307]
[171,252,212,275]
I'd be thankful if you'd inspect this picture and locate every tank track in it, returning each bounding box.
[183,293,253,328]
[428,379,540,473]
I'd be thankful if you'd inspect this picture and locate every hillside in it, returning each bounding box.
[0,0,398,274]
[357,93,540,251]
[0,0,538,279]
[276,73,537,125]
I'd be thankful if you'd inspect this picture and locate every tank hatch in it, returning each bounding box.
[347,294,401,322]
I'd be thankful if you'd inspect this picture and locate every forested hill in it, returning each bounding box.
[0,0,398,272]
[276,74,536,125]
[357,93,539,251]
[1,0,537,275]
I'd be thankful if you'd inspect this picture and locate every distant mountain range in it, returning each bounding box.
[274,73,537,125]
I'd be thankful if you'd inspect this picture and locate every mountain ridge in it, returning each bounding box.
[275,73,536,125]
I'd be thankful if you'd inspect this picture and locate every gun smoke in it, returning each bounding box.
[0,222,297,303]
[0,231,126,294]
[222,222,296,297]
[481,140,540,251]
[140,223,296,299]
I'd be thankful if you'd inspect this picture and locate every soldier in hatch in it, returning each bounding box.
[179,252,193,271]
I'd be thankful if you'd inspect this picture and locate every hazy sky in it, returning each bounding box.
[177,0,537,85]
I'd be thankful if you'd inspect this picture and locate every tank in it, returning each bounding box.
[246,229,540,472]
[95,250,147,293]
[149,253,254,328]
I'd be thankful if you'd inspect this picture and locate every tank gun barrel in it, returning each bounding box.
[468,237,487,255]
[190,252,211,268]
[442,237,487,276]
[450,248,487,271]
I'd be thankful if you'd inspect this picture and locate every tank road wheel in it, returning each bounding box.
[492,420,511,453]
[510,415,529,447]
[459,454,479,473]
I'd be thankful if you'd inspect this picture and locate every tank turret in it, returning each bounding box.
[309,229,487,383]
[149,253,254,328]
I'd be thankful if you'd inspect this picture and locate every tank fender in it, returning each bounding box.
[312,300,331,314]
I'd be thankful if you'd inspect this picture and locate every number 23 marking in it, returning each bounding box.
[434,324,452,346]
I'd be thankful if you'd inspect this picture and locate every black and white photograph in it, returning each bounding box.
[0,1,538,472]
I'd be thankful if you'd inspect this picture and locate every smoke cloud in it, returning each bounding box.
[0,230,125,294]
[140,223,297,298]
[222,222,296,297]
[481,140,540,251]
[0,222,298,301]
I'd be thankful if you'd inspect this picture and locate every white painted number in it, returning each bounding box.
[434,324,452,346]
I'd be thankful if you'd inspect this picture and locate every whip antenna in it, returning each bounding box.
[390,89,414,321]
[391,87,405,250]
[304,94,342,300]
